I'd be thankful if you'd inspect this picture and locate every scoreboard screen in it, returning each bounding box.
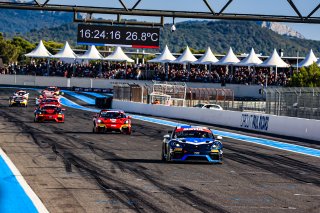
[77,24,160,49]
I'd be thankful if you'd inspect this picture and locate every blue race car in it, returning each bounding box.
[161,126,223,163]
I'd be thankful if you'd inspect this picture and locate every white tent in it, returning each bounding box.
[193,47,218,64]
[104,46,134,62]
[148,45,176,63]
[260,49,289,67]
[237,48,263,66]
[51,41,78,59]
[172,46,197,64]
[25,40,52,58]
[78,45,103,60]
[215,47,240,65]
[296,49,317,68]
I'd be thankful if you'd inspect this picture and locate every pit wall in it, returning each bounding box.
[0,74,266,98]
[112,100,320,141]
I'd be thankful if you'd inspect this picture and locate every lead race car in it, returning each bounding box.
[161,126,223,163]
[41,86,61,98]
[93,110,132,134]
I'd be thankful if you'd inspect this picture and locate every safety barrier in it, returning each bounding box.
[112,100,320,141]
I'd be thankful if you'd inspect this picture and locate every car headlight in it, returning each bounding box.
[38,112,42,115]
[97,119,102,123]
[124,120,129,124]
[211,144,217,149]
[170,141,181,147]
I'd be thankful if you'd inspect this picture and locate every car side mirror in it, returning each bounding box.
[163,134,171,139]
[216,136,223,140]
[127,116,132,119]
[61,108,66,111]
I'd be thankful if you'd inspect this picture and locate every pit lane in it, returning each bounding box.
[0,88,319,213]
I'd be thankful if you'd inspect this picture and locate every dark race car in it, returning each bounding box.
[34,104,65,123]
[93,110,132,134]
[161,125,223,163]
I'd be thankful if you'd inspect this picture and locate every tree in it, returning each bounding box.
[290,63,320,87]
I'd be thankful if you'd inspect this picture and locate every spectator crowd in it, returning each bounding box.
[0,60,290,86]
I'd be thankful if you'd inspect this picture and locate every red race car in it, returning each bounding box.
[41,86,61,98]
[93,110,132,134]
[34,104,65,123]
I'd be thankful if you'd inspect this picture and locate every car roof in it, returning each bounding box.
[100,109,124,113]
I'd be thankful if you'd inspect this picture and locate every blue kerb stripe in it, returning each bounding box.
[82,92,113,98]
[59,97,99,113]
[0,156,38,213]
[60,96,320,158]
[61,90,95,105]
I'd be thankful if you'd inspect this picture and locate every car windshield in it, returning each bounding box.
[41,106,59,111]
[43,99,58,103]
[193,104,204,108]
[100,112,126,119]
[47,87,56,91]
[174,130,213,139]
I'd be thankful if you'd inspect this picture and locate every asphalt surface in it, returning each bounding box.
[0,88,319,213]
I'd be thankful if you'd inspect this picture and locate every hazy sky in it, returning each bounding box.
[48,0,320,40]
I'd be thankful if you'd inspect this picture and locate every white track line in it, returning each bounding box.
[0,148,49,213]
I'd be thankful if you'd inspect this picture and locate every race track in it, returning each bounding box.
[0,88,319,213]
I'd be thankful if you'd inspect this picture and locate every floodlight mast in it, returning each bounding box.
[1,0,320,26]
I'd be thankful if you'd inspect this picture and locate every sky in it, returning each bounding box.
[45,0,320,40]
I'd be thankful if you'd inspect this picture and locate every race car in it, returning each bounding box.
[161,125,223,163]
[34,104,65,123]
[41,86,61,98]
[38,97,61,108]
[9,96,28,107]
[13,90,29,100]
[92,110,132,134]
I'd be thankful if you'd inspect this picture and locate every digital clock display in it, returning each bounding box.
[77,24,160,49]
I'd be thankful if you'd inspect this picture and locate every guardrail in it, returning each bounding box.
[112,100,320,141]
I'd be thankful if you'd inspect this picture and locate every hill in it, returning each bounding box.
[0,9,72,36]
[21,20,320,56]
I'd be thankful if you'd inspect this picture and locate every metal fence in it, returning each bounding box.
[264,87,320,120]
[113,82,320,120]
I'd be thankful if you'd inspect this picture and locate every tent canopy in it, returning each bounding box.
[237,48,263,66]
[78,45,103,60]
[51,41,78,59]
[25,40,52,58]
[104,46,134,62]
[215,47,240,65]
[148,45,176,63]
[172,46,197,64]
[296,49,317,68]
[193,47,218,64]
[260,49,289,67]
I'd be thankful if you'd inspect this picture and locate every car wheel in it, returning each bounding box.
[165,147,171,162]
[161,150,166,162]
